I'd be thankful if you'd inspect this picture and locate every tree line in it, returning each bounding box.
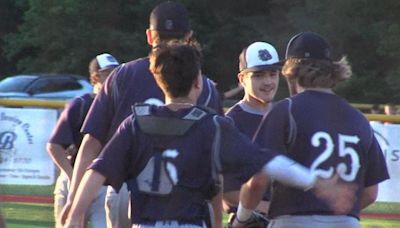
[1,0,399,104]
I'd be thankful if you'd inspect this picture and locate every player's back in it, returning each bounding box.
[255,90,388,219]
[50,93,95,148]
[102,104,274,223]
[82,57,222,144]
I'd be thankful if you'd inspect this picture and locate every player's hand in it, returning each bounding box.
[313,173,357,214]
[229,211,269,228]
[60,201,72,226]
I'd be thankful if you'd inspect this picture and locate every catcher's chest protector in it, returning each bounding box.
[133,104,209,195]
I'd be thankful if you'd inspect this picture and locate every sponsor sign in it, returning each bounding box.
[371,121,400,202]
[0,107,57,185]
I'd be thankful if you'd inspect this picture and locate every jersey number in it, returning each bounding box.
[136,149,179,195]
[310,132,360,181]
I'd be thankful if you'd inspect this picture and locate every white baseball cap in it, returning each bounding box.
[239,42,282,73]
[96,53,120,71]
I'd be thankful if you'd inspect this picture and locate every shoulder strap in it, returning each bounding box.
[211,116,222,179]
[199,77,213,106]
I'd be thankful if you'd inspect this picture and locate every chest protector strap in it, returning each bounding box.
[133,104,208,136]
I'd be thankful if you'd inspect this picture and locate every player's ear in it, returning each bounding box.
[193,72,202,89]
[146,29,153,46]
[238,72,245,86]
[184,30,193,43]
[90,72,100,85]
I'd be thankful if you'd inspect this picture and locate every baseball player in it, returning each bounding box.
[223,42,281,217]
[60,2,223,228]
[63,44,354,228]
[47,53,119,228]
[233,32,390,228]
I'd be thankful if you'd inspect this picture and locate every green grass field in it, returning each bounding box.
[2,202,54,228]
[1,184,400,227]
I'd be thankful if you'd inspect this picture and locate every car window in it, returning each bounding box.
[27,77,83,94]
[0,77,34,92]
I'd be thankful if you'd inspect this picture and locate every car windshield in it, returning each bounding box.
[0,76,35,92]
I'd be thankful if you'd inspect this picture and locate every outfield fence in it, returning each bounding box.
[1,98,400,121]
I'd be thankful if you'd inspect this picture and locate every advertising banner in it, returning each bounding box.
[0,107,57,185]
[370,121,400,202]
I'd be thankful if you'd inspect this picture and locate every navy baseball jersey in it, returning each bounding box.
[225,101,267,139]
[224,101,272,192]
[254,90,389,219]
[81,57,223,145]
[49,93,94,155]
[90,105,277,224]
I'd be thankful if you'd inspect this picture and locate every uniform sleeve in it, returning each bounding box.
[48,98,82,147]
[364,133,390,187]
[253,102,289,152]
[198,77,223,115]
[217,117,278,184]
[89,116,135,192]
[81,66,124,144]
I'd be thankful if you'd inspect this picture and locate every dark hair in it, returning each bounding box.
[149,44,202,98]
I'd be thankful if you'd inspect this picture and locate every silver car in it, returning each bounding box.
[0,74,93,100]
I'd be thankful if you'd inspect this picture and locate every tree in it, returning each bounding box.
[2,0,400,104]
[0,0,26,76]
[3,0,157,76]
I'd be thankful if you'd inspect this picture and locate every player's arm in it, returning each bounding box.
[233,155,355,227]
[61,134,102,225]
[211,187,223,228]
[47,143,74,180]
[67,134,102,202]
[360,184,378,209]
[64,169,106,228]
[237,172,268,214]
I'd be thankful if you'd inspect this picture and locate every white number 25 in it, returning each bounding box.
[310,131,360,182]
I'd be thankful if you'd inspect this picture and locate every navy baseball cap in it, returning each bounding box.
[149,1,191,35]
[239,42,282,73]
[285,32,331,60]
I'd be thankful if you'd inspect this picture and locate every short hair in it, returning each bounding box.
[149,44,202,98]
[282,56,352,88]
[88,58,99,74]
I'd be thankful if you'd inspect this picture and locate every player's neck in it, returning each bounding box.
[93,84,101,94]
[242,96,271,113]
[300,87,334,94]
[165,97,195,111]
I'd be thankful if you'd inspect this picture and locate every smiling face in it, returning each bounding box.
[239,69,280,107]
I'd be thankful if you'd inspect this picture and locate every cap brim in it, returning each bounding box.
[99,65,119,72]
[241,63,282,73]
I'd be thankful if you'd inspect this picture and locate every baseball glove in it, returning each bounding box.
[226,211,269,228]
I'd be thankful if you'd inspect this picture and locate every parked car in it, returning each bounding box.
[0,74,93,100]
